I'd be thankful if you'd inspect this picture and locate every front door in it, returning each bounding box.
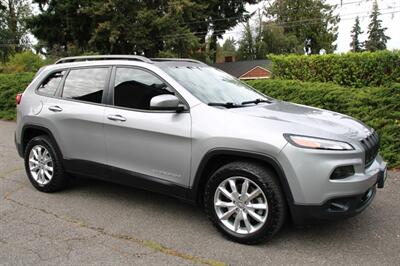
[104,67,192,187]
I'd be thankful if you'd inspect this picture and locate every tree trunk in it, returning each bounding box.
[209,34,217,63]
[7,0,19,51]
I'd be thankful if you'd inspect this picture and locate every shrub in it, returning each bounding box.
[0,73,35,120]
[270,51,400,88]
[247,79,400,168]
[1,51,46,73]
[0,73,398,167]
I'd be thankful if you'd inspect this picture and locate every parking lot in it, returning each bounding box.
[0,120,399,265]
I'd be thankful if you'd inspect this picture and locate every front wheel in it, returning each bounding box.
[204,161,287,244]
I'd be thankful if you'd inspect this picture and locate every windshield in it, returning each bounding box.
[160,65,271,105]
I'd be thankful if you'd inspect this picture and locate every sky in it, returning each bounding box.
[221,0,400,53]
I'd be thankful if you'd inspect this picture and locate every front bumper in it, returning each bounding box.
[278,143,387,205]
[290,185,377,225]
[278,143,387,225]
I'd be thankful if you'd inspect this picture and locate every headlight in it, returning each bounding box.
[284,134,354,150]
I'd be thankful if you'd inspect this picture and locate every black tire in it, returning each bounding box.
[24,135,69,192]
[204,161,287,244]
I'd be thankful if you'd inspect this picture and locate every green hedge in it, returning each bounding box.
[0,73,35,120]
[247,79,400,168]
[270,51,400,88]
[0,73,399,167]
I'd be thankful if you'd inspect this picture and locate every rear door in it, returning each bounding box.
[104,67,192,187]
[41,67,111,175]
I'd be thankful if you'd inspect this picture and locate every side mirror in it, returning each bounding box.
[150,94,185,112]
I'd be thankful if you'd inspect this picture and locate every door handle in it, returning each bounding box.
[48,105,63,112]
[107,114,126,122]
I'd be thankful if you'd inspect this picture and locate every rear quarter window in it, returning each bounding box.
[37,71,66,96]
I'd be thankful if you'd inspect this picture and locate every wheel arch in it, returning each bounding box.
[190,149,294,208]
[21,124,63,159]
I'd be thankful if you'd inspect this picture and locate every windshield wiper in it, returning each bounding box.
[241,98,272,105]
[208,102,242,108]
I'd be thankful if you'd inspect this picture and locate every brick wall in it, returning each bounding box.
[240,66,271,79]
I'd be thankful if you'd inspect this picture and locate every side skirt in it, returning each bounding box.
[63,159,195,204]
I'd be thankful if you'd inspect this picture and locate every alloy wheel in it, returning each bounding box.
[28,145,54,185]
[214,176,268,234]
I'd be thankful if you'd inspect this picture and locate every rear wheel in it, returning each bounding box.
[204,161,287,244]
[24,135,68,192]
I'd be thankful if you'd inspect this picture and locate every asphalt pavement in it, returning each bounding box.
[0,120,399,265]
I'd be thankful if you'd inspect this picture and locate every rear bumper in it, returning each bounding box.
[290,185,377,225]
[15,132,23,158]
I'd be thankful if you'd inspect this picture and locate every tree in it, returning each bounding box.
[364,0,390,52]
[265,0,339,54]
[88,0,204,57]
[216,37,236,62]
[199,0,261,63]
[237,11,267,60]
[237,21,256,60]
[29,0,100,56]
[28,0,260,61]
[237,16,302,59]
[350,16,363,52]
[221,37,236,54]
[262,22,301,54]
[0,0,31,62]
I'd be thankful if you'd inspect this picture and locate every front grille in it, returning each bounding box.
[360,130,380,168]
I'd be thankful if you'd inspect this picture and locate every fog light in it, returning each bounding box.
[330,165,355,180]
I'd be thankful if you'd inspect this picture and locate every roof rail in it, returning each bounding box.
[55,55,152,64]
[151,58,207,66]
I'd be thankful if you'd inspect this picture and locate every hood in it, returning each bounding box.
[230,100,372,140]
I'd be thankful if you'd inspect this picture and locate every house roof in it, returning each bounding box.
[211,59,272,78]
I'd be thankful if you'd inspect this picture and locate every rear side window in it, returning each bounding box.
[37,71,65,96]
[62,68,108,104]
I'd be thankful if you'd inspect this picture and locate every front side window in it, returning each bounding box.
[113,67,173,110]
[62,68,108,104]
[37,71,65,96]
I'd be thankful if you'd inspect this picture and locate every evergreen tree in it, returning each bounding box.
[265,0,339,54]
[237,21,255,60]
[0,0,31,62]
[221,38,236,54]
[364,0,390,51]
[350,16,363,52]
[28,0,259,60]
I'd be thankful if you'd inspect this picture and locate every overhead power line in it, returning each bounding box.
[158,9,400,41]
[177,0,397,26]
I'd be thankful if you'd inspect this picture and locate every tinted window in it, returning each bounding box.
[37,71,65,96]
[113,68,173,110]
[62,68,108,104]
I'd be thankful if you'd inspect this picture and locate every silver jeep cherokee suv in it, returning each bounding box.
[15,55,387,244]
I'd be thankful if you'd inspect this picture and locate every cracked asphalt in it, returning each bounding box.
[0,120,399,266]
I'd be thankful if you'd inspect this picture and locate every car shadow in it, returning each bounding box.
[64,176,367,247]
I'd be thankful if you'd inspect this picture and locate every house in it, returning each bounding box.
[211,59,272,80]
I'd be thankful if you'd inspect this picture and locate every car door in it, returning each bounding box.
[41,66,111,176]
[104,66,192,187]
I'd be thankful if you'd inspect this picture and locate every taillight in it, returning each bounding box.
[16,93,23,105]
